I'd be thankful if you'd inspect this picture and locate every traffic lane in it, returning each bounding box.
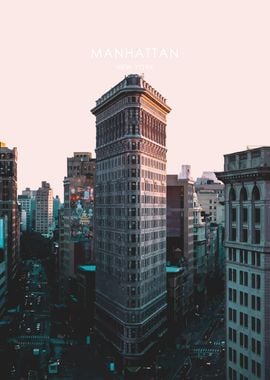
[156,297,225,379]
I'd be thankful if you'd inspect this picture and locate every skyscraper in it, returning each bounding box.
[91,74,171,366]
[216,147,270,380]
[18,193,33,231]
[0,142,20,294]
[166,174,195,320]
[0,216,8,316]
[35,181,53,236]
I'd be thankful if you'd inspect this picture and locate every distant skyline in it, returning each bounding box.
[1,1,269,198]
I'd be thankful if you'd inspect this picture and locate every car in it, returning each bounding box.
[27,369,38,380]
[26,327,31,334]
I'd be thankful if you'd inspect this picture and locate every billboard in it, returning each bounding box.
[69,177,94,240]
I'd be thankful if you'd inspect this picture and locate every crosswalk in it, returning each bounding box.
[9,335,77,348]
[191,347,221,353]
[10,335,50,347]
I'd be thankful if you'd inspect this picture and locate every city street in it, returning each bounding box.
[8,259,52,379]
[3,257,225,379]
[155,294,226,380]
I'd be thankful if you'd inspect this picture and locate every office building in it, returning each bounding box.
[91,74,170,366]
[193,191,207,306]
[0,142,20,293]
[0,217,8,316]
[53,195,61,223]
[18,193,34,231]
[167,174,195,320]
[195,172,224,223]
[35,181,53,236]
[59,152,95,299]
[216,147,270,380]
[21,187,37,230]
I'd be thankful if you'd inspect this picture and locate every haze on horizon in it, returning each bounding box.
[1,0,269,199]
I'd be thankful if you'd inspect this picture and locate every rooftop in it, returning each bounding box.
[91,74,171,114]
[166,266,183,274]
[223,146,270,172]
[79,265,96,272]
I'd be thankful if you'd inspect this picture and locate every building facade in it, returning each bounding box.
[193,191,207,307]
[18,194,33,231]
[0,142,20,293]
[166,174,195,319]
[0,217,8,316]
[21,187,37,230]
[35,181,53,236]
[195,172,224,223]
[91,74,170,365]
[59,152,95,300]
[216,147,270,380]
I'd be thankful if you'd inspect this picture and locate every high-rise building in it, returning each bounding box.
[195,172,224,223]
[0,216,8,316]
[0,142,20,293]
[216,147,270,380]
[59,152,95,299]
[21,187,37,230]
[18,194,33,231]
[35,181,53,236]
[91,74,170,366]
[53,195,61,223]
[166,174,195,319]
[193,191,207,307]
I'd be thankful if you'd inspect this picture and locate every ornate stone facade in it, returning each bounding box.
[216,147,270,380]
[92,74,171,365]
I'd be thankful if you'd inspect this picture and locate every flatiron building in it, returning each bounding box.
[91,74,171,365]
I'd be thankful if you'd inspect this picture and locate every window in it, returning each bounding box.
[229,308,237,323]
[255,230,261,244]
[232,208,236,222]
[242,229,248,242]
[229,188,236,201]
[252,338,261,356]
[255,208,261,224]
[243,208,248,222]
[240,187,248,201]
[240,353,248,369]
[240,312,248,327]
[229,327,237,343]
[252,186,260,201]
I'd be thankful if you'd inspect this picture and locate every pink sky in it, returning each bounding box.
[1,1,270,199]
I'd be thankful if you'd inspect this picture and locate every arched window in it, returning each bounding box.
[252,186,260,201]
[229,188,236,202]
[240,187,248,202]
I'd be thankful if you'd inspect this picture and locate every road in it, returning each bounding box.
[8,259,52,379]
[155,294,226,380]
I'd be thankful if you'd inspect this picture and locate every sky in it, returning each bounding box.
[1,0,270,199]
